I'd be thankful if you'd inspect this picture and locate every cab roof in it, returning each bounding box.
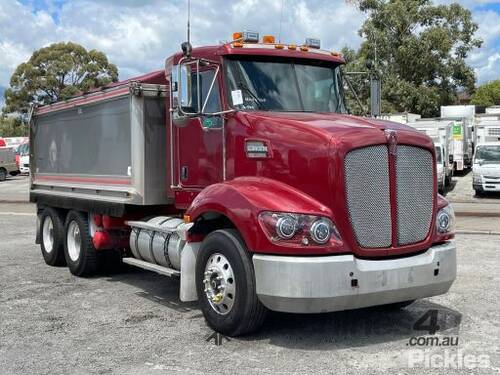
[166,43,346,67]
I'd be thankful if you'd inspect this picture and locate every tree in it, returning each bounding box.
[470,80,500,107]
[3,42,118,116]
[0,116,27,137]
[344,0,482,117]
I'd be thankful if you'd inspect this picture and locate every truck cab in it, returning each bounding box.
[31,33,457,336]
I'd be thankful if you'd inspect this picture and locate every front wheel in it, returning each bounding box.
[195,229,267,337]
[0,168,7,181]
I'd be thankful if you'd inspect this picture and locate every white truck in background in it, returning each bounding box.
[472,119,500,195]
[17,142,30,174]
[380,112,421,124]
[408,119,454,192]
[440,106,475,171]
[485,106,500,115]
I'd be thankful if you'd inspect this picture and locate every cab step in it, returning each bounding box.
[122,257,180,277]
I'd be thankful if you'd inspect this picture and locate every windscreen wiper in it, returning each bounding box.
[238,82,263,110]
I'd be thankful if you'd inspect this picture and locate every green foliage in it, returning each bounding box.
[470,80,500,107]
[3,42,118,116]
[341,47,370,115]
[0,116,27,137]
[345,0,482,117]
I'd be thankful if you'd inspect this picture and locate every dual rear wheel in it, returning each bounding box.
[39,209,100,276]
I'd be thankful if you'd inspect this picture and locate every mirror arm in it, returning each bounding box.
[196,59,201,115]
[201,65,220,113]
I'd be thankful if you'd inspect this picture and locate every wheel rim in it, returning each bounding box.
[42,217,54,253]
[67,221,81,262]
[203,253,236,315]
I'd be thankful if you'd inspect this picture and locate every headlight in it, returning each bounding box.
[310,220,331,244]
[436,205,455,234]
[258,211,341,246]
[473,174,482,184]
[275,216,298,239]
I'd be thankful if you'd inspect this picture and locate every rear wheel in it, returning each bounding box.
[0,168,7,181]
[40,208,66,266]
[64,211,97,276]
[196,229,267,336]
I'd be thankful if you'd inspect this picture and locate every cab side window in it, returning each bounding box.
[190,69,222,114]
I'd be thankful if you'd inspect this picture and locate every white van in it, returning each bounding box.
[473,143,500,195]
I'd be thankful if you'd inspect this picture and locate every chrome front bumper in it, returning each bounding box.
[252,241,456,313]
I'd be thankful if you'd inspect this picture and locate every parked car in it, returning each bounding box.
[0,146,17,181]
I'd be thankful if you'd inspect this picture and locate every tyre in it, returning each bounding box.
[445,174,451,186]
[0,168,7,181]
[40,207,66,266]
[195,229,267,336]
[64,210,98,276]
[474,188,483,197]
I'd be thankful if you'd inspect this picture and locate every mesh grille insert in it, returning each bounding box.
[396,146,434,245]
[344,144,434,249]
[344,145,392,248]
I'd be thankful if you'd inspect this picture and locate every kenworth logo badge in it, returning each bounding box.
[385,129,398,156]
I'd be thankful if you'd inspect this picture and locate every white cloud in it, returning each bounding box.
[0,0,365,90]
[0,0,498,110]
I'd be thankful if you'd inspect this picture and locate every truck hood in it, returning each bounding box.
[238,111,414,136]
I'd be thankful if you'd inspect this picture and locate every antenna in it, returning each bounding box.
[278,0,285,43]
[187,0,191,44]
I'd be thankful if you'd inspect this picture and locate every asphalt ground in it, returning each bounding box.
[1,174,499,374]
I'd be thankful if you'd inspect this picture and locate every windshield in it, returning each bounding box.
[435,146,442,163]
[18,143,29,156]
[475,145,500,164]
[225,57,346,113]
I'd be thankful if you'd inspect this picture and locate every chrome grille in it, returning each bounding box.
[344,144,434,249]
[396,146,434,245]
[344,145,392,248]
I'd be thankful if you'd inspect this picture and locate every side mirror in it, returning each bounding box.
[176,63,193,111]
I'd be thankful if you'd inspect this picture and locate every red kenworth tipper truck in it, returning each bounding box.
[30,32,456,336]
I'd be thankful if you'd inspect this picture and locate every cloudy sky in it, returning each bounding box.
[0,0,499,108]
